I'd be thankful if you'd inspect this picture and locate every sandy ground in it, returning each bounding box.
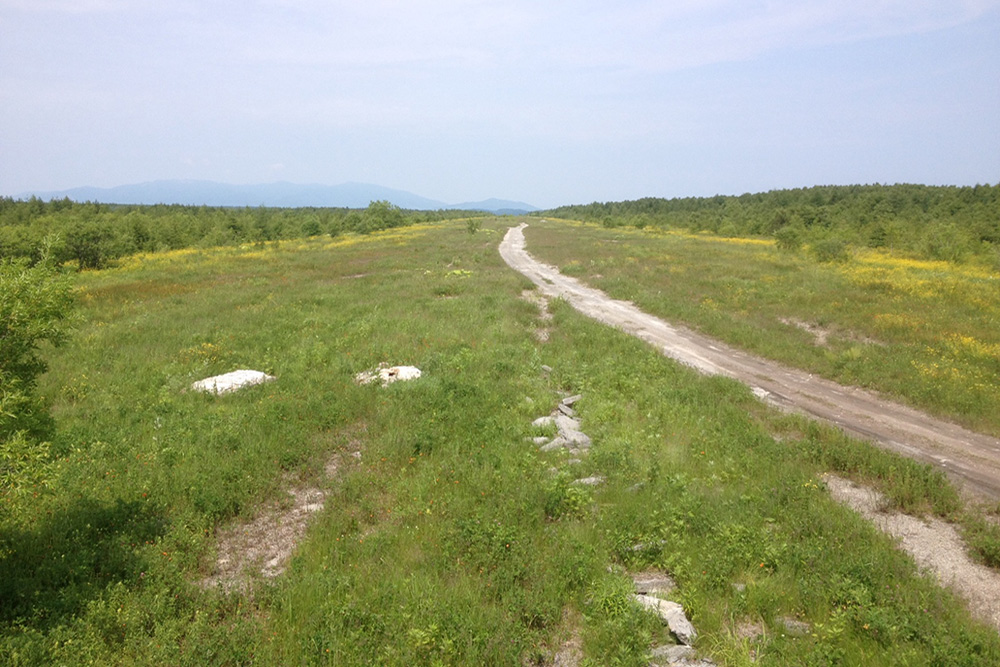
[824,474,1000,630]
[500,223,1000,500]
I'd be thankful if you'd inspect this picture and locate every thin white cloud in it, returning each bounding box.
[0,0,130,11]
[220,1,1000,73]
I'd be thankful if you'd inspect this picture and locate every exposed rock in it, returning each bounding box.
[562,394,583,407]
[649,644,716,666]
[532,436,550,445]
[532,415,556,428]
[354,363,422,387]
[571,475,605,486]
[630,539,668,553]
[554,414,581,431]
[541,440,566,453]
[532,399,593,453]
[191,369,274,395]
[555,415,592,448]
[557,403,576,417]
[541,365,553,373]
[632,571,677,596]
[634,595,697,646]
[776,616,811,636]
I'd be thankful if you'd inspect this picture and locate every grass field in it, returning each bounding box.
[2,219,999,665]
[524,219,1000,439]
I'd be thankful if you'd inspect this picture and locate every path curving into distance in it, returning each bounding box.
[500,223,1000,500]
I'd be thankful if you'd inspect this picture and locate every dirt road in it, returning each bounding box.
[500,223,1000,500]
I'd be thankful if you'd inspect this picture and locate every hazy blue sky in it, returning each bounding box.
[2,1,998,208]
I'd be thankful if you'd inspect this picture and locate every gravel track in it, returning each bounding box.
[500,223,1000,500]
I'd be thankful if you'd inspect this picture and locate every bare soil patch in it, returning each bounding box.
[500,223,1000,500]
[779,317,880,348]
[200,451,357,591]
[521,288,553,342]
[824,473,1000,630]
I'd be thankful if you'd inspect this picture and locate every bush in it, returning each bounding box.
[0,250,73,495]
[775,225,804,251]
[811,237,850,263]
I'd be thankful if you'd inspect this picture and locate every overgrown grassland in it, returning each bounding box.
[1,220,998,665]
[525,219,1000,439]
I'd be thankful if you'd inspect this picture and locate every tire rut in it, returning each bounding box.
[500,223,1000,500]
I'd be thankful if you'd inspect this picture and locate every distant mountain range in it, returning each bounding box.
[18,180,538,214]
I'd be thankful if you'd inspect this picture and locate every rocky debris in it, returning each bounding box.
[531,396,593,453]
[354,363,422,387]
[557,402,576,417]
[191,369,274,395]
[533,415,556,428]
[534,608,584,667]
[649,644,715,666]
[632,571,677,596]
[629,539,668,553]
[776,616,811,636]
[530,393,601,492]
[555,414,592,448]
[635,595,698,646]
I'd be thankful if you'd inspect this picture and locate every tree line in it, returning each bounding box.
[0,198,483,497]
[543,183,1000,264]
[0,198,478,270]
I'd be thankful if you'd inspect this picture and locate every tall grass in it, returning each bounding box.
[523,219,1000,438]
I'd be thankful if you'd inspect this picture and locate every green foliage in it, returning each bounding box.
[0,196,479,269]
[359,200,405,234]
[523,220,1000,438]
[962,512,1000,568]
[543,183,1000,264]
[774,225,803,252]
[2,218,999,665]
[0,251,73,498]
[543,473,591,519]
[581,573,657,666]
[810,237,850,263]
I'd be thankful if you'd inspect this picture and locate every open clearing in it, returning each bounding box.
[6,220,1000,665]
[501,223,1000,500]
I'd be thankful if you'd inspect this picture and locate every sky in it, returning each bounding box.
[1,1,998,209]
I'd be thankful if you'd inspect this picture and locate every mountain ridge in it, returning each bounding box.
[18,180,538,213]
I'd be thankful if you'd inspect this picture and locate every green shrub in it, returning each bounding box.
[0,250,73,494]
[811,237,850,263]
[775,225,804,251]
